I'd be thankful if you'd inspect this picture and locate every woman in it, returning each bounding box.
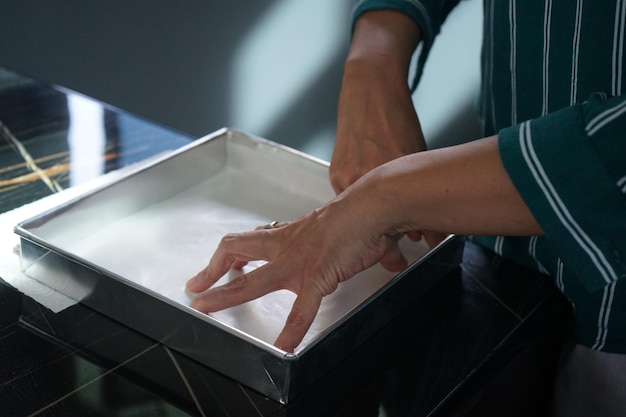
[188,2,626,414]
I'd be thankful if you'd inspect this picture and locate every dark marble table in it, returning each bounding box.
[0,66,572,417]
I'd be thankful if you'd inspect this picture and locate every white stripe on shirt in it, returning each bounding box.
[529,236,549,274]
[518,121,618,285]
[494,235,504,256]
[617,175,626,193]
[570,0,584,104]
[586,98,626,135]
[613,0,626,95]
[556,258,565,292]
[542,0,553,115]
[592,281,617,350]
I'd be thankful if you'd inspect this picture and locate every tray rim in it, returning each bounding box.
[13,127,457,357]
[12,127,463,402]
[13,127,334,357]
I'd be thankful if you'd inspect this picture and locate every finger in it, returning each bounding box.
[186,231,281,293]
[189,263,282,313]
[330,178,346,195]
[231,259,249,270]
[328,164,346,194]
[406,230,423,241]
[329,168,361,196]
[379,241,408,272]
[423,231,449,248]
[329,173,347,195]
[274,290,323,352]
[232,222,287,270]
[186,253,237,293]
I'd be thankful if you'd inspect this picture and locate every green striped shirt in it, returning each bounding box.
[353,0,626,353]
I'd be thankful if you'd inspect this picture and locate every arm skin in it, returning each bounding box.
[331,10,447,248]
[186,135,543,352]
[330,10,423,194]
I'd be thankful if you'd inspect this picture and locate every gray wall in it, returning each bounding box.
[0,0,483,160]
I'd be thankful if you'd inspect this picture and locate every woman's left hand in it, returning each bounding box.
[185,191,405,353]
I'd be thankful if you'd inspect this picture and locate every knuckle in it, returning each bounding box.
[285,308,309,328]
[227,273,249,289]
[220,233,240,246]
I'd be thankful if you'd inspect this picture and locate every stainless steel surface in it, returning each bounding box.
[14,128,462,403]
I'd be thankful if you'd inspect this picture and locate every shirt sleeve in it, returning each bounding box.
[498,93,626,293]
[351,0,462,90]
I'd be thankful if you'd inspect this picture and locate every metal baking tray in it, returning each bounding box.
[14,128,462,403]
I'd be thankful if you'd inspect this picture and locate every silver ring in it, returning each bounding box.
[263,221,279,229]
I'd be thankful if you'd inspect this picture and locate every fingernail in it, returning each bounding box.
[185,275,200,291]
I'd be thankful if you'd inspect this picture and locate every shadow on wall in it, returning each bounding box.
[226,0,352,159]
[0,0,482,161]
[0,0,351,159]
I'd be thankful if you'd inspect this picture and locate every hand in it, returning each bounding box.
[329,11,441,248]
[186,135,544,353]
[186,191,406,353]
[330,60,427,193]
[332,66,450,249]
[406,230,449,249]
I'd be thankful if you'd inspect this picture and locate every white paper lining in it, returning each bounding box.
[0,160,162,312]
[4,145,430,349]
[42,164,429,348]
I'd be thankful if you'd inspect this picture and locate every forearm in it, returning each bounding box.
[346,10,421,77]
[331,10,426,192]
[343,10,421,112]
[347,135,544,237]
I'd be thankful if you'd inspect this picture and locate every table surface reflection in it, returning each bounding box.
[0,66,572,417]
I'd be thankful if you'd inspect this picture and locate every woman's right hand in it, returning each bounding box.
[330,10,447,248]
[329,10,426,195]
[330,55,427,194]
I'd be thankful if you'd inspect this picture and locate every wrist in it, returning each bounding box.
[345,163,410,237]
[347,10,421,74]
